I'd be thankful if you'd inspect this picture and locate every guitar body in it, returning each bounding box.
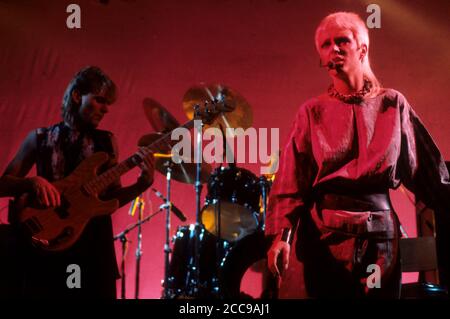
[14,152,119,252]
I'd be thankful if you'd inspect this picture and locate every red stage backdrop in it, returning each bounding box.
[0,0,449,298]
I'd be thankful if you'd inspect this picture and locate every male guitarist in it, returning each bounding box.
[0,66,154,298]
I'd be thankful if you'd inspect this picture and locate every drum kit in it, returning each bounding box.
[116,84,277,299]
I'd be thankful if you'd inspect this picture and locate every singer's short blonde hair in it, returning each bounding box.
[315,12,381,94]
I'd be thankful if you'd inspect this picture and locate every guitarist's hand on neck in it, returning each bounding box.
[136,147,155,191]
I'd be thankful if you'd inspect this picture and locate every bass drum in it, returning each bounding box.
[219,230,278,299]
[165,224,231,299]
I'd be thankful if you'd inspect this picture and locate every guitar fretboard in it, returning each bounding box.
[83,120,195,195]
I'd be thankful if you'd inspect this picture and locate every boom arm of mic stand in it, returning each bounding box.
[113,206,165,241]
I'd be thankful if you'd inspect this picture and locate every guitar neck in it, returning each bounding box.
[84,120,195,194]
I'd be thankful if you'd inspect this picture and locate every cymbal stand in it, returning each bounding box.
[194,104,203,226]
[214,123,229,296]
[163,162,173,299]
[188,104,203,296]
[213,163,222,297]
[259,176,269,231]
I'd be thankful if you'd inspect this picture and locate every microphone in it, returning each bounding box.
[320,60,341,70]
[151,188,187,222]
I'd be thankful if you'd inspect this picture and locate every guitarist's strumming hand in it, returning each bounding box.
[27,176,61,207]
[136,146,155,189]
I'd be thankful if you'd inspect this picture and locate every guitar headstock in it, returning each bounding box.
[193,98,233,125]
[183,84,250,128]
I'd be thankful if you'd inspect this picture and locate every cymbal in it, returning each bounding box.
[138,133,212,184]
[143,98,180,133]
[182,84,253,132]
[158,159,212,185]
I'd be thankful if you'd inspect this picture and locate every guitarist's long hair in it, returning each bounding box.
[61,66,117,127]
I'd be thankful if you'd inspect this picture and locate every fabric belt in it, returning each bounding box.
[314,192,395,238]
[317,192,392,212]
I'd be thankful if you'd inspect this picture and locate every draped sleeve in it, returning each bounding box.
[265,101,318,235]
[396,93,450,217]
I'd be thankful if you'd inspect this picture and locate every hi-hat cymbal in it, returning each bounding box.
[143,98,180,133]
[182,84,253,132]
[158,159,212,185]
[138,133,212,184]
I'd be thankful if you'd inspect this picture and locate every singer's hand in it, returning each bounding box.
[136,147,155,189]
[267,234,290,277]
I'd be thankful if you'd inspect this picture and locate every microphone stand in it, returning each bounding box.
[134,194,145,299]
[114,204,165,299]
[119,235,129,299]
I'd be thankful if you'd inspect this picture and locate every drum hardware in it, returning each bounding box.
[114,94,233,299]
[139,88,274,298]
[184,84,259,242]
[154,157,191,298]
[258,151,277,230]
[181,85,266,298]
[138,97,214,298]
[213,123,237,276]
[173,86,241,298]
[162,163,172,299]
[187,103,204,297]
[259,176,269,231]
